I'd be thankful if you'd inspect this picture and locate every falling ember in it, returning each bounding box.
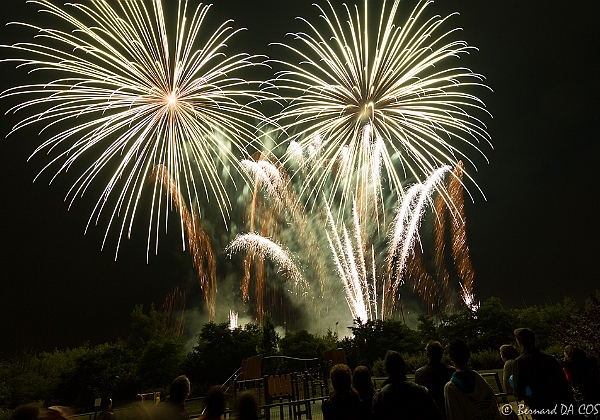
[229,310,238,331]
[149,164,216,321]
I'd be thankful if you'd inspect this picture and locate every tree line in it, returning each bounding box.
[1,292,598,414]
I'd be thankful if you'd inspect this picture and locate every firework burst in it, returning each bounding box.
[271,0,491,207]
[1,0,274,257]
[229,153,475,323]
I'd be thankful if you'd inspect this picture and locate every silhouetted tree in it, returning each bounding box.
[342,319,421,368]
[557,292,600,359]
[184,322,261,393]
[258,312,279,356]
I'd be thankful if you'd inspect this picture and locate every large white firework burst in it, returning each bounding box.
[1,0,273,256]
[271,0,491,207]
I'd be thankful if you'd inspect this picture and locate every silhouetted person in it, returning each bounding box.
[444,338,502,420]
[154,375,191,420]
[499,344,520,394]
[373,350,442,420]
[234,391,259,420]
[415,340,455,419]
[562,345,600,418]
[10,404,39,420]
[200,386,226,420]
[322,364,363,420]
[513,328,576,419]
[98,398,116,420]
[352,365,375,420]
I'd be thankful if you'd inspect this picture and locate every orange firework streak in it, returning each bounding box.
[432,175,455,313]
[433,161,476,310]
[447,163,477,309]
[241,152,313,324]
[162,287,186,337]
[242,152,265,323]
[405,245,441,314]
[384,163,476,317]
[149,164,216,321]
[241,178,259,304]
[253,195,278,325]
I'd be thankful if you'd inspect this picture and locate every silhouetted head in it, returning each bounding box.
[204,386,226,418]
[352,365,374,394]
[235,391,258,420]
[169,375,191,404]
[384,350,407,379]
[426,340,444,363]
[500,344,520,361]
[10,404,40,420]
[514,328,535,350]
[330,364,352,393]
[564,345,586,361]
[447,338,471,367]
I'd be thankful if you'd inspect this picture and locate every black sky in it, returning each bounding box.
[1,0,599,358]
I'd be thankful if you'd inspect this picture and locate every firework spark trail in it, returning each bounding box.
[352,124,386,228]
[434,180,452,297]
[229,310,238,331]
[343,224,367,318]
[431,162,479,311]
[240,157,264,304]
[254,216,271,325]
[243,155,328,264]
[288,127,385,232]
[386,183,423,293]
[241,159,281,203]
[352,201,373,318]
[271,0,490,209]
[1,0,275,257]
[324,198,374,322]
[162,286,186,337]
[240,155,302,316]
[233,160,475,321]
[447,162,479,311]
[226,233,307,292]
[405,242,440,313]
[386,165,451,313]
[150,164,216,320]
[371,246,379,320]
[240,158,294,212]
[287,141,304,167]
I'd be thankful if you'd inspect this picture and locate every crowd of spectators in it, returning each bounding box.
[9,327,600,420]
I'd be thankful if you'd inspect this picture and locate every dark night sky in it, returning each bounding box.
[1,0,599,358]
